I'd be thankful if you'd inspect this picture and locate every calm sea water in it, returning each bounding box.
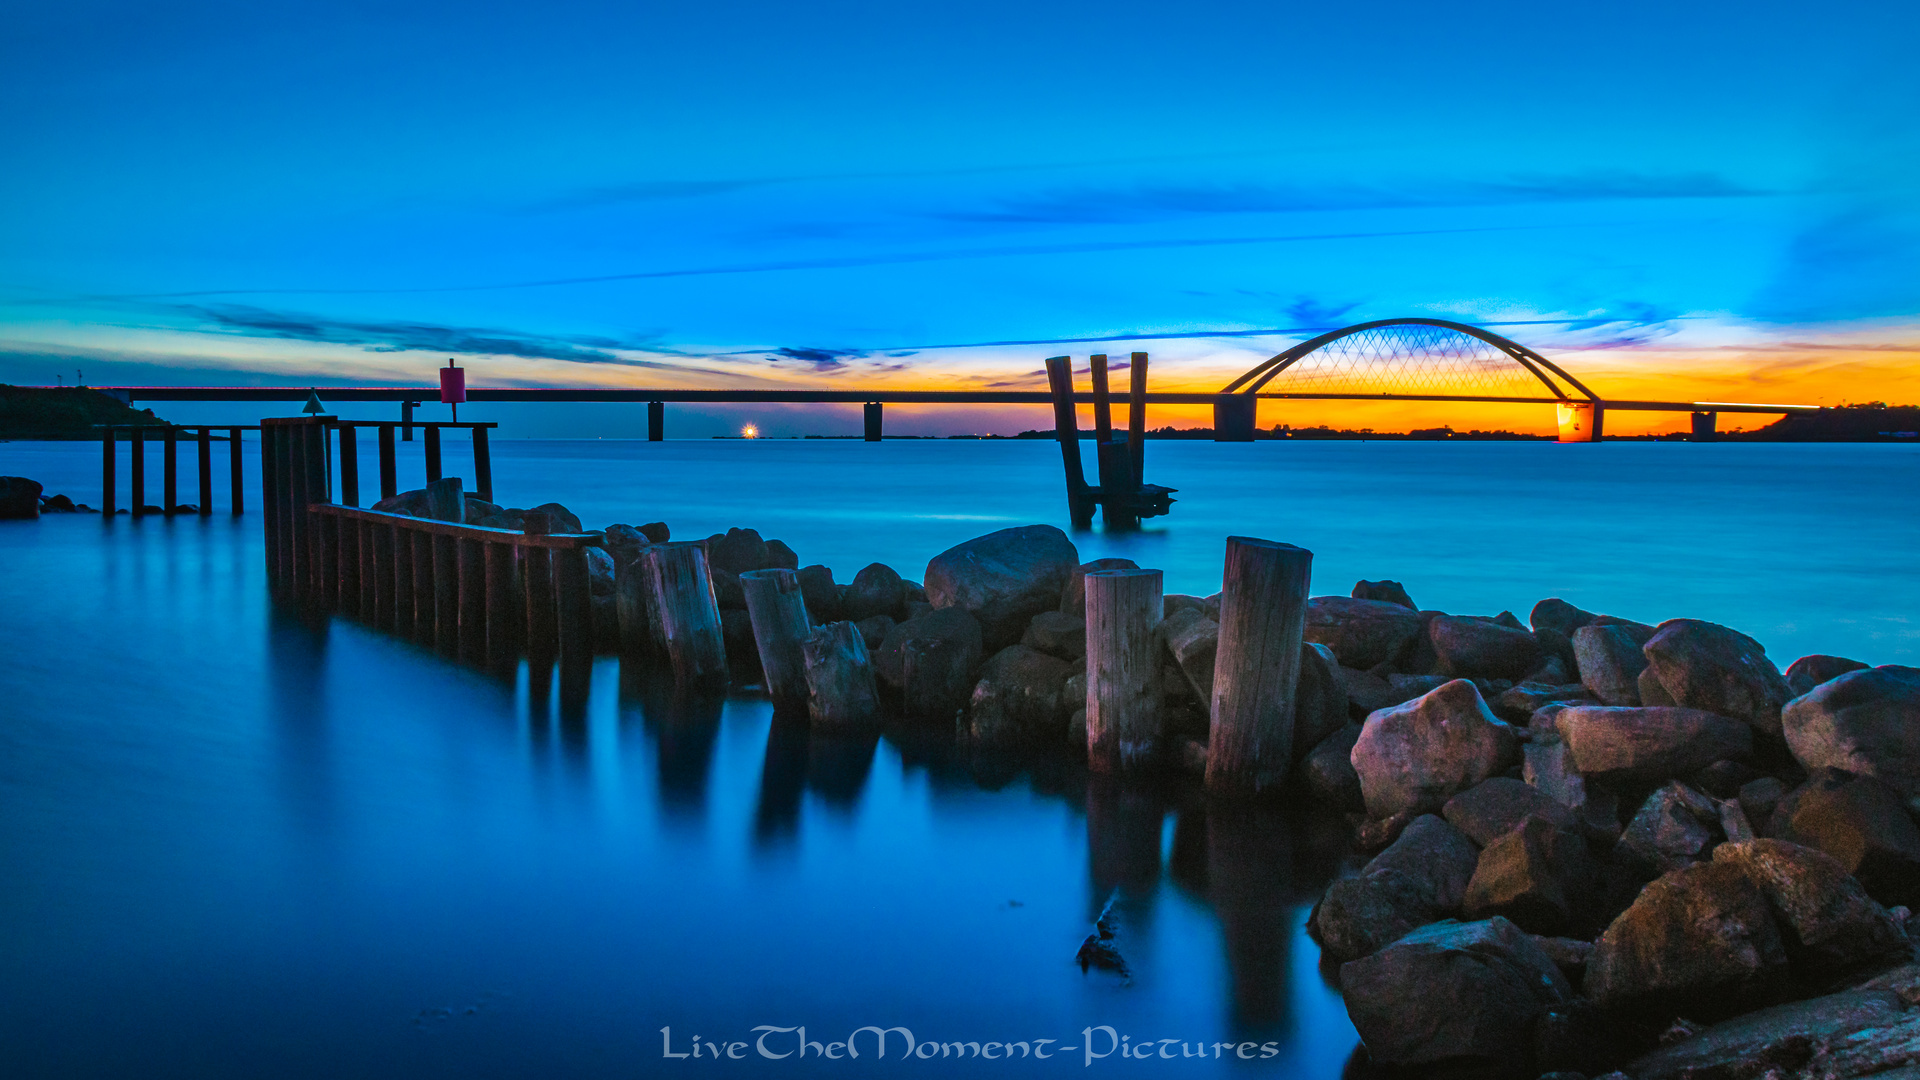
[2,437,1916,1078]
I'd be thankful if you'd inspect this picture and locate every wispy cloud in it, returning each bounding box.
[767,346,866,370]
[933,172,1768,225]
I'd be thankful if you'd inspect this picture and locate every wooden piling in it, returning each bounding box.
[197,428,213,514]
[303,422,330,599]
[1128,352,1147,487]
[432,533,458,652]
[613,551,659,657]
[101,429,117,516]
[337,515,361,615]
[390,522,414,631]
[163,427,178,511]
[555,546,593,670]
[1090,354,1114,449]
[1205,537,1313,795]
[802,620,880,732]
[863,402,882,442]
[228,427,244,516]
[523,545,557,668]
[424,426,442,483]
[484,541,516,667]
[357,520,376,616]
[1043,355,1093,528]
[1085,568,1164,772]
[457,538,485,661]
[287,425,310,594]
[259,428,279,583]
[130,426,146,517]
[338,425,359,506]
[472,427,493,502]
[372,521,395,629]
[643,541,729,689]
[740,568,812,712]
[411,531,434,640]
[401,400,414,442]
[378,424,397,499]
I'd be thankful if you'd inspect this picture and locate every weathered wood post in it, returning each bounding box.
[1128,352,1148,487]
[390,522,413,630]
[163,427,178,511]
[130,425,146,517]
[338,516,361,616]
[1085,568,1164,772]
[424,425,442,483]
[285,423,310,595]
[1043,355,1094,528]
[357,520,376,616]
[259,427,279,582]
[304,422,332,601]
[372,520,395,628]
[802,621,880,732]
[523,543,557,671]
[194,428,212,514]
[613,550,660,658]
[555,545,594,691]
[1090,354,1114,454]
[434,533,459,651]
[643,541,729,689]
[228,427,244,515]
[101,428,117,516]
[457,537,485,661]
[484,541,517,668]
[401,400,415,441]
[1205,537,1313,794]
[377,424,397,500]
[472,427,493,502]
[338,425,359,506]
[411,531,434,640]
[741,568,812,712]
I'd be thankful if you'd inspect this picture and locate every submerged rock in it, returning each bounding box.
[964,645,1073,746]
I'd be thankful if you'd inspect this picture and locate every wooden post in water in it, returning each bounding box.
[390,522,413,631]
[372,521,395,629]
[259,427,279,584]
[285,424,309,595]
[643,541,729,689]
[163,427,178,511]
[424,426,442,483]
[304,423,332,602]
[130,426,146,517]
[741,568,812,712]
[1085,568,1164,772]
[613,552,659,658]
[338,425,359,506]
[197,428,213,515]
[401,400,414,442]
[433,533,459,651]
[484,541,517,667]
[472,427,493,502]
[101,429,117,516]
[1090,354,1114,458]
[1043,355,1094,528]
[1128,352,1148,487]
[228,427,244,515]
[377,424,397,500]
[337,516,361,616]
[1206,537,1313,795]
[523,543,557,672]
[410,531,434,640]
[802,620,880,732]
[863,402,882,442]
[458,538,485,661]
[357,520,376,616]
[554,546,593,677]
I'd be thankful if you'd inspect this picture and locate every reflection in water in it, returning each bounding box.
[805,730,878,812]
[1206,802,1294,1033]
[754,713,810,849]
[267,607,334,840]
[620,664,725,820]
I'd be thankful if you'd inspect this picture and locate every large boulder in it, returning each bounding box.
[1555,705,1754,787]
[372,478,462,521]
[1786,654,1871,698]
[796,564,841,622]
[964,645,1073,746]
[585,547,615,597]
[1530,598,1597,637]
[1431,615,1543,681]
[1572,624,1650,705]
[1493,681,1594,725]
[705,527,774,575]
[1351,680,1518,820]
[1293,641,1350,762]
[924,525,1079,651]
[1770,769,1920,907]
[1059,557,1138,616]
[528,501,582,533]
[1314,815,1482,961]
[843,562,907,622]
[1618,781,1725,874]
[1523,739,1620,840]
[1305,596,1425,669]
[1352,579,1417,610]
[1642,619,1793,736]
[601,523,652,567]
[1462,816,1599,935]
[1020,610,1085,660]
[1443,777,1580,846]
[1783,666,1920,797]
[1711,839,1910,984]
[1586,859,1792,1020]
[0,476,43,518]
[1340,917,1574,1076]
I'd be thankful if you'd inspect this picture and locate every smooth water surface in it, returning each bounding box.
[3,438,1916,1078]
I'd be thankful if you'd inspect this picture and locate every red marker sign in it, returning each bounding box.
[439,360,467,404]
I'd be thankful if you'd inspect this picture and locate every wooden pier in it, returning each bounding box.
[1044,353,1177,527]
[97,424,257,517]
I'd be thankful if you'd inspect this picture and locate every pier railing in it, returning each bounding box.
[262,416,598,675]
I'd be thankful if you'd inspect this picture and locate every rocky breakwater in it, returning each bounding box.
[1308,591,1920,1080]
[0,475,97,516]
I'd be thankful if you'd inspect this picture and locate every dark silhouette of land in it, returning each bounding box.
[0,386,172,439]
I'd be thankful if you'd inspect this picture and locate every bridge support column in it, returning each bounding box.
[1213,396,1257,442]
[647,401,663,442]
[863,402,882,442]
[1556,402,1604,443]
[1691,411,1717,442]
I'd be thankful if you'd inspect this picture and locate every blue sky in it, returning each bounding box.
[2,0,1916,435]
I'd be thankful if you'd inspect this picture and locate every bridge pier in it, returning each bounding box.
[648,400,663,441]
[1691,410,1717,442]
[1556,402,1604,443]
[1213,396,1257,442]
[863,402,882,442]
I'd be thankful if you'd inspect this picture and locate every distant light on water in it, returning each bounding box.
[742,424,759,438]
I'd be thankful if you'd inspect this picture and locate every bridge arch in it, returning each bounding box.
[1221,318,1598,403]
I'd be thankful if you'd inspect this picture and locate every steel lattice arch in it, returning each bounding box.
[1221,318,1599,404]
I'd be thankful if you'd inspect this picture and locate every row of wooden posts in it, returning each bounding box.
[259,415,1314,793]
[98,425,254,517]
[1043,353,1176,528]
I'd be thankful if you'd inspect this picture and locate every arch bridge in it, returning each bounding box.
[1213,317,1810,442]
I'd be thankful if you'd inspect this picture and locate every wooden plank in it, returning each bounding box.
[458,537,485,661]
[357,519,376,618]
[1085,568,1164,772]
[1206,537,1313,794]
[228,427,244,515]
[390,522,414,632]
[484,540,516,668]
[434,533,459,652]
[410,530,434,640]
[377,424,397,499]
[555,546,593,683]
[523,546,557,670]
[1128,352,1148,487]
[303,423,330,600]
[371,520,395,629]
